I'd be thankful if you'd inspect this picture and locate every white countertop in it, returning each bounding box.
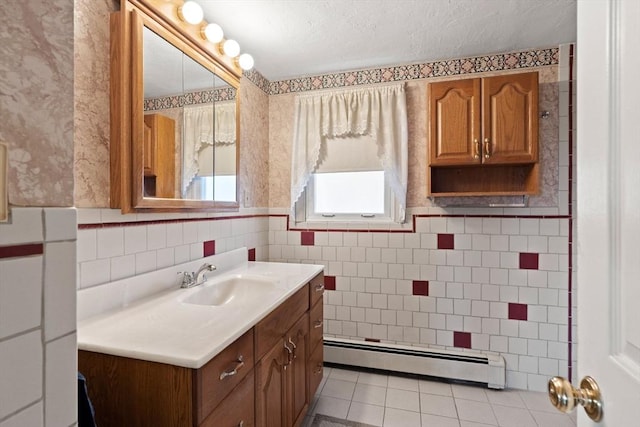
[78,258,323,369]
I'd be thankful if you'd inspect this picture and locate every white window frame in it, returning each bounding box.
[297,171,400,224]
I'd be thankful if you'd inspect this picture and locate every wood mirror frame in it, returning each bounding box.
[110,0,241,213]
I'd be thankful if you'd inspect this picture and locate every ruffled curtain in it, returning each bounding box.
[290,83,408,222]
[182,101,236,195]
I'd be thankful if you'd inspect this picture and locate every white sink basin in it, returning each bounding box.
[182,275,279,306]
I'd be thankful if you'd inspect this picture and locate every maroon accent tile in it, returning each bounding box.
[301,231,315,246]
[453,331,472,349]
[324,275,336,291]
[519,252,539,270]
[203,240,215,257]
[0,243,44,259]
[437,233,454,250]
[248,248,256,261]
[508,303,528,321]
[412,280,429,296]
[364,338,380,343]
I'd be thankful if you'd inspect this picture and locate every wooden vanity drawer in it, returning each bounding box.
[196,329,254,424]
[255,284,309,360]
[309,343,324,398]
[200,369,255,427]
[309,299,323,352]
[309,273,325,307]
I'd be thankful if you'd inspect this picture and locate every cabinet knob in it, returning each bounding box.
[484,138,491,159]
[315,283,325,293]
[314,320,323,329]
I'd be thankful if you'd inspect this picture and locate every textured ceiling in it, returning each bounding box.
[198,0,577,81]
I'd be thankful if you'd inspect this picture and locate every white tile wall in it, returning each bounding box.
[0,331,42,419]
[0,208,77,426]
[45,334,77,426]
[76,208,270,289]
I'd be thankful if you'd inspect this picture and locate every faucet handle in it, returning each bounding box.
[177,271,194,288]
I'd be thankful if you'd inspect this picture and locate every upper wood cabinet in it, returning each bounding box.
[428,71,540,196]
[143,113,175,198]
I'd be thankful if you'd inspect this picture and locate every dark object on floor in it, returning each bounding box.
[78,372,97,427]
[311,414,377,427]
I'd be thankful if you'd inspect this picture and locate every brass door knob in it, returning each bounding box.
[548,376,603,422]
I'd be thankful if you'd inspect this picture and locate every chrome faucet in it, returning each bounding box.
[179,263,217,288]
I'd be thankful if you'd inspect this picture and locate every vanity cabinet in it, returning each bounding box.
[143,113,176,198]
[78,272,324,427]
[428,71,539,196]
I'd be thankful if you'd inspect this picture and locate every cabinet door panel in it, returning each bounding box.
[482,72,538,164]
[256,340,287,427]
[288,313,310,427]
[429,78,481,165]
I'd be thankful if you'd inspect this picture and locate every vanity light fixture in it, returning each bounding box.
[237,53,254,71]
[178,0,204,25]
[177,0,254,70]
[222,39,241,58]
[202,22,224,43]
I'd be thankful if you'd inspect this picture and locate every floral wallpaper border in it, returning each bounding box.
[144,86,237,111]
[243,47,558,95]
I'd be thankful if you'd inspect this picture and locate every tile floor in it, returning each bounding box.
[302,366,577,427]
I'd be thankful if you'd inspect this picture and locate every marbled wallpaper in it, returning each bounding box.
[240,77,270,208]
[268,66,560,209]
[74,0,115,207]
[0,0,74,207]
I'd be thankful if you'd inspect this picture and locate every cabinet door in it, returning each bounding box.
[256,339,287,427]
[287,313,310,427]
[143,116,155,176]
[429,78,481,166]
[481,72,538,164]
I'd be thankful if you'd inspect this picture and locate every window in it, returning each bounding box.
[291,84,408,223]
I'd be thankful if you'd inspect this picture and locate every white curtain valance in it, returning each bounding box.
[182,101,237,195]
[290,83,408,221]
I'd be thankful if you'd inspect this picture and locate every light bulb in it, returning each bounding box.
[238,53,254,70]
[178,1,203,25]
[203,23,224,43]
[223,39,240,58]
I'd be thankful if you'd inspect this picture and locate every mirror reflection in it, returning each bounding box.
[142,26,237,202]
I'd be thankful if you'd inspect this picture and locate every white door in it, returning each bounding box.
[576,0,640,425]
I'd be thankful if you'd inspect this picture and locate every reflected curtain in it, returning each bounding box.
[182,101,236,196]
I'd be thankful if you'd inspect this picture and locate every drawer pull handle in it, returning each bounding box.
[315,284,325,293]
[219,355,245,380]
[238,421,244,427]
[314,364,323,375]
[314,320,323,329]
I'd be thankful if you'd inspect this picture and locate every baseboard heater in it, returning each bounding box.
[323,338,505,389]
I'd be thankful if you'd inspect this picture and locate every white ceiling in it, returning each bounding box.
[198,0,577,81]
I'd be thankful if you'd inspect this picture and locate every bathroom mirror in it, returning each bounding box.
[110,0,241,212]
